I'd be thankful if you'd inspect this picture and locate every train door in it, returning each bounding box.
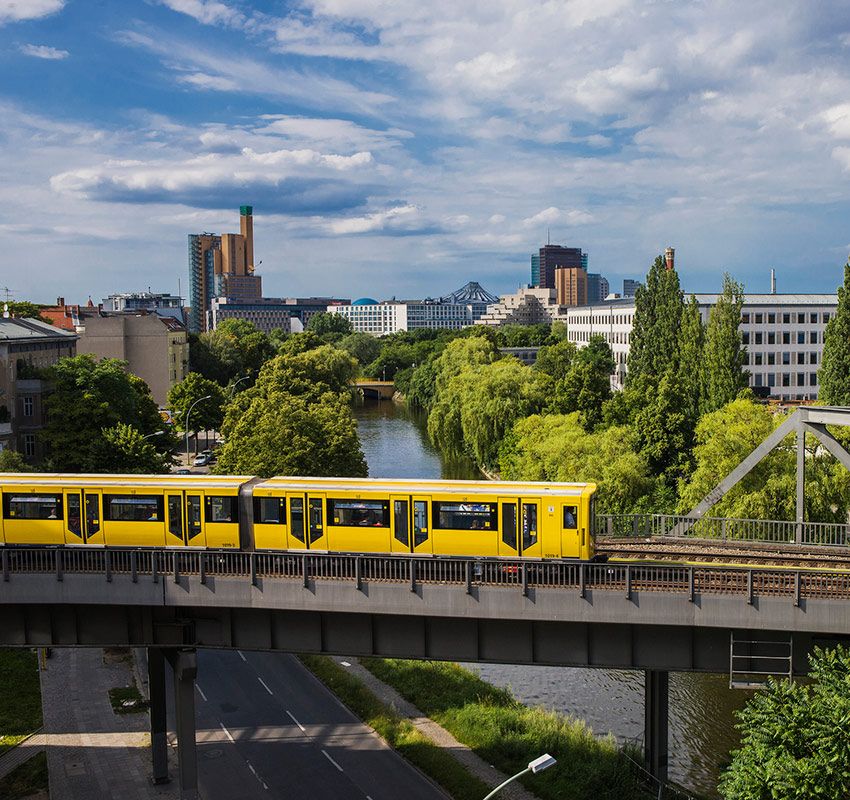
[307,493,326,550]
[498,497,519,557]
[520,499,542,558]
[560,502,581,558]
[390,494,411,553]
[287,494,307,550]
[65,490,103,545]
[165,491,206,548]
[411,496,431,554]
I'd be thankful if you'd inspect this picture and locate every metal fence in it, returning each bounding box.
[596,513,850,548]
[2,546,849,604]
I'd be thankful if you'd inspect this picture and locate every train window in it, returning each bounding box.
[67,494,82,535]
[563,505,578,529]
[254,496,285,524]
[501,503,517,548]
[327,499,390,528]
[187,496,202,539]
[168,496,183,538]
[522,504,538,549]
[206,496,238,523]
[309,498,323,543]
[4,494,63,520]
[290,497,305,542]
[104,495,164,522]
[432,502,497,531]
[394,500,409,545]
[413,500,428,546]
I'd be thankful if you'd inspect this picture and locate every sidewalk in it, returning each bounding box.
[39,648,178,800]
[0,729,47,781]
[338,656,541,800]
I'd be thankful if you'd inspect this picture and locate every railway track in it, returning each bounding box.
[598,537,850,570]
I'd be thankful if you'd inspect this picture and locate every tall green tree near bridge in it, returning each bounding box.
[702,273,747,414]
[818,260,850,405]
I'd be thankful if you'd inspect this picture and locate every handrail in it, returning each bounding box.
[1,546,849,603]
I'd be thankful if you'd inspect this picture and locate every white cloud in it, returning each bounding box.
[327,204,419,235]
[822,104,850,139]
[177,72,238,91]
[523,207,594,228]
[158,0,243,27]
[0,0,63,24]
[18,43,69,60]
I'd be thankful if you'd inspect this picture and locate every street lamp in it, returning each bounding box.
[229,375,251,399]
[482,754,556,800]
[142,430,165,441]
[185,395,211,465]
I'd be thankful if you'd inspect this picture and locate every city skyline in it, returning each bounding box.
[2,1,850,303]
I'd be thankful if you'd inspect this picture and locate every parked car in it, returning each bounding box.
[192,454,210,466]
[175,468,192,475]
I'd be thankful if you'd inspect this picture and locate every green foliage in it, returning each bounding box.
[95,423,174,474]
[499,413,668,513]
[404,356,440,408]
[719,645,850,800]
[627,255,683,386]
[677,295,707,424]
[494,323,553,347]
[339,332,382,368]
[216,346,366,478]
[0,450,33,472]
[361,658,646,800]
[534,339,578,383]
[819,261,850,405]
[41,355,166,472]
[167,372,226,434]
[6,302,50,324]
[702,273,748,414]
[550,335,614,430]
[0,649,42,755]
[189,319,275,384]
[306,311,354,337]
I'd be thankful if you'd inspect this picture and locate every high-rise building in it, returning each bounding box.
[587,274,610,303]
[530,254,540,287]
[555,267,588,306]
[537,245,584,289]
[188,206,262,333]
[623,279,641,297]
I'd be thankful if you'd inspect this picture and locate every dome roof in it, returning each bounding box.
[352,297,379,305]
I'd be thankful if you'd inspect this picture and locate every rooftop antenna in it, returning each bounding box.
[0,287,16,304]
[770,268,776,295]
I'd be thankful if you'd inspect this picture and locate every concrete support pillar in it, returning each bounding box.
[148,647,170,785]
[166,649,199,800]
[644,669,669,785]
[796,426,805,544]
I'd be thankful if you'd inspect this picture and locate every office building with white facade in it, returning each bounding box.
[563,293,838,400]
[327,298,474,336]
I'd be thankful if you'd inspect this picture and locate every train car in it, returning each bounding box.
[0,474,251,549]
[0,473,596,560]
[248,477,596,560]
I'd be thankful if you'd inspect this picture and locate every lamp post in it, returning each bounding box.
[142,430,165,441]
[185,395,211,465]
[482,754,556,800]
[229,375,251,399]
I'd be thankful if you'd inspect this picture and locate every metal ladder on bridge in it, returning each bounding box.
[729,631,793,689]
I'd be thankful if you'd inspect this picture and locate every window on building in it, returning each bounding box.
[824,313,831,323]
[768,313,776,324]
[23,434,35,458]
[797,352,805,365]
[754,313,763,324]
[810,331,818,344]
[811,373,818,386]
[754,332,763,345]
[783,313,791,324]
[768,373,776,387]
[742,313,750,324]
[754,353,763,365]
[22,396,33,417]
[782,373,791,387]
[768,353,775,365]
[798,313,805,324]
[810,352,818,365]
[768,332,776,345]
[782,332,791,344]
[797,332,805,344]
[742,332,750,345]
[782,352,791,365]
[754,374,763,387]
[798,373,806,387]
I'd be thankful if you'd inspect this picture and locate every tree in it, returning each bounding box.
[719,645,850,800]
[6,301,51,323]
[253,345,358,402]
[702,273,747,414]
[534,339,578,383]
[498,413,667,514]
[190,319,275,384]
[306,311,354,338]
[626,255,683,387]
[41,355,168,472]
[676,295,706,429]
[0,449,33,472]
[339,332,382,368]
[94,423,174,473]
[167,373,226,454]
[819,260,850,405]
[551,336,614,430]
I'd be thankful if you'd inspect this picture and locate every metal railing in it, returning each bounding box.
[596,513,850,547]
[3,546,850,605]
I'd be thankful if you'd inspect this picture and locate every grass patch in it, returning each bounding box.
[299,655,490,800]
[361,658,650,800]
[108,683,148,714]
[0,752,49,799]
[0,650,42,756]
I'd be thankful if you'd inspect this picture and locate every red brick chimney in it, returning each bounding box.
[664,247,675,271]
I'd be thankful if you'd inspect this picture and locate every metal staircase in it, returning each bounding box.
[729,631,793,689]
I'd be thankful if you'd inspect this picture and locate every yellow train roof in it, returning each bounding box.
[0,473,252,490]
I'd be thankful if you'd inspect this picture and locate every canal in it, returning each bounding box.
[353,398,748,798]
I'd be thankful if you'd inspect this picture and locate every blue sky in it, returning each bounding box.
[2,0,850,304]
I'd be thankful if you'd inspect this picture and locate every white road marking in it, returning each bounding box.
[248,763,258,776]
[237,650,247,662]
[246,761,270,791]
[286,710,306,732]
[322,749,344,772]
[196,685,208,702]
[219,723,235,743]
[258,677,273,695]
[340,661,351,667]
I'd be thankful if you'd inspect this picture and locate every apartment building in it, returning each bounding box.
[477,287,566,327]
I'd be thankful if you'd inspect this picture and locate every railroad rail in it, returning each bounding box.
[3,546,850,605]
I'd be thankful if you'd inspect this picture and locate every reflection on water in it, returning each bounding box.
[353,398,747,797]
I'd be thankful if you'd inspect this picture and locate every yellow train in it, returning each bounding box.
[0,474,597,560]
